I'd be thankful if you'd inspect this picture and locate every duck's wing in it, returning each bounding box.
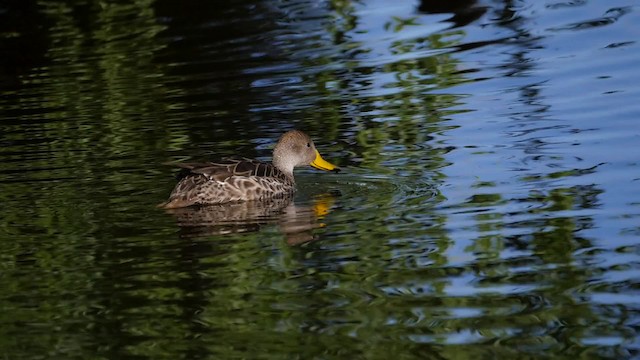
[174,158,284,182]
[159,158,292,209]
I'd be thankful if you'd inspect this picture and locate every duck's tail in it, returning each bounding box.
[157,198,193,209]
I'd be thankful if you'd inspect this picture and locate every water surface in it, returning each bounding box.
[1,0,639,358]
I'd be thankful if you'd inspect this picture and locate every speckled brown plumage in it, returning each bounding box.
[159,130,339,209]
[161,159,294,208]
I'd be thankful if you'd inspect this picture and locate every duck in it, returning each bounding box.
[159,130,339,209]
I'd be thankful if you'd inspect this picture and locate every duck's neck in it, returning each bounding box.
[272,155,295,181]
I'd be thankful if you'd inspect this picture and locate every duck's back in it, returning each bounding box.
[159,158,295,209]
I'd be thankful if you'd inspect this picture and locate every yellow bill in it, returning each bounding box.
[310,150,339,172]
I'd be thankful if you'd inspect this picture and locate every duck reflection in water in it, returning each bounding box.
[159,130,340,244]
[163,193,337,245]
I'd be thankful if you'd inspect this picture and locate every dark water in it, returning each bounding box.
[1,0,639,358]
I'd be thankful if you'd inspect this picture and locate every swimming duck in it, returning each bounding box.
[159,130,339,209]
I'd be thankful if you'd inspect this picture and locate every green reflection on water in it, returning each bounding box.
[0,0,636,359]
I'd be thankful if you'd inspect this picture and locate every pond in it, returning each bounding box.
[1,0,639,358]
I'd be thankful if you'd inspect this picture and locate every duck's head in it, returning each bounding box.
[272,130,339,176]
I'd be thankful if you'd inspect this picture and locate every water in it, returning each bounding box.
[1,0,639,358]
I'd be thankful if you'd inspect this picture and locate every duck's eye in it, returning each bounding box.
[306,143,311,148]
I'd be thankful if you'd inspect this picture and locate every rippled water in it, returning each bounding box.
[1,0,639,358]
